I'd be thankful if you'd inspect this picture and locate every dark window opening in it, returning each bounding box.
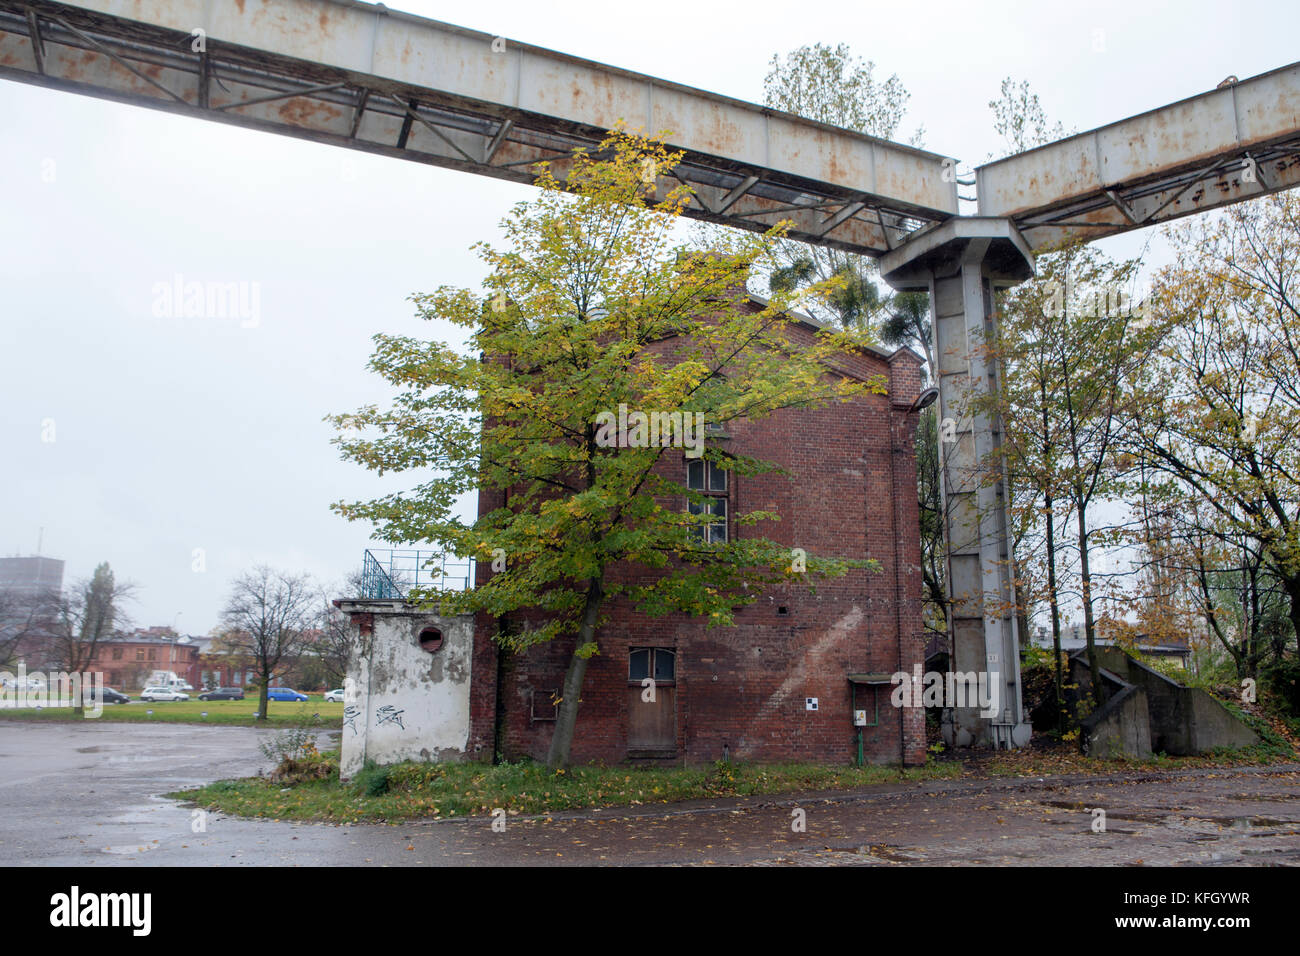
[629,648,650,681]
[654,648,676,681]
[687,460,728,543]
[630,647,676,683]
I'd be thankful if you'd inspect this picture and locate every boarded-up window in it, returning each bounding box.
[530,688,559,722]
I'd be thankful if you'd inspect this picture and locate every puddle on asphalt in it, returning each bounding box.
[112,794,188,825]
[101,842,161,856]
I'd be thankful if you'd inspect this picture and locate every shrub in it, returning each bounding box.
[704,758,738,795]
[352,761,394,796]
[258,710,323,764]
[271,751,338,785]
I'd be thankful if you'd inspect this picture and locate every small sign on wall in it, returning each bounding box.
[806,697,818,711]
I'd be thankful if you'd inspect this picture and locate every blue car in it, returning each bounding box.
[266,687,309,702]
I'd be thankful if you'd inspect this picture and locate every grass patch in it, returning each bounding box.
[173,757,963,823]
[0,698,343,727]
[172,735,1299,823]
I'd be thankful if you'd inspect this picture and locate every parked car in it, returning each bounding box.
[323,688,346,703]
[266,687,309,702]
[83,687,130,704]
[140,686,189,702]
[198,687,245,701]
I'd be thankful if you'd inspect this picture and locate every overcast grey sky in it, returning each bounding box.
[2,0,1297,635]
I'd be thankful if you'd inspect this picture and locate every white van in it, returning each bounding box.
[146,670,194,692]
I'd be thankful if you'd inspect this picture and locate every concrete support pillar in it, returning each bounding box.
[881,218,1035,749]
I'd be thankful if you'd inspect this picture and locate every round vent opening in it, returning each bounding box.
[418,627,443,653]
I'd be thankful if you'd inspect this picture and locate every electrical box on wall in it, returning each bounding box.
[853,709,868,726]
[805,697,818,712]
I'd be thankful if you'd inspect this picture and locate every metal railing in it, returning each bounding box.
[360,549,475,600]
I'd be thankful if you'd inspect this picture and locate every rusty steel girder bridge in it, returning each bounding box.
[3,0,1299,748]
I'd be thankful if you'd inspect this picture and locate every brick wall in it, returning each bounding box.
[469,305,928,766]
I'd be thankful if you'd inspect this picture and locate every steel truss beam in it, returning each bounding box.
[0,0,959,256]
[976,63,1300,251]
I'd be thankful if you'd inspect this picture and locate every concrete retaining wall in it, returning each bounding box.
[1080,679,1152,759]
[1068,647,1259,756]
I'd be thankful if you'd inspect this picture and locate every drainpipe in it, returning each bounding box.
[890,409,907,767]
[491,485,509,764]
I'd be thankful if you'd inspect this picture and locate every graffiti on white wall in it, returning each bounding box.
[375,704,406,730]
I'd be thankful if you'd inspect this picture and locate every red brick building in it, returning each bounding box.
[461,298,928,767]
[88,629,201,691]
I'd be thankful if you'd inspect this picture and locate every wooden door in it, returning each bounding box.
[628,647,677,755]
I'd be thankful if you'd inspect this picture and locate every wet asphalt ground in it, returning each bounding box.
[2,721,1298,866]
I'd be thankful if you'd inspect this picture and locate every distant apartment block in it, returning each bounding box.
[0,555,64,596]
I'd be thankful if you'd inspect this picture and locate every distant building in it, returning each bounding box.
[86,631,202,691]
[0,555,64,597]
[0,555,64,668]
[195,635,258,691]
[1032,624,1191,668]
[193,633,315,691]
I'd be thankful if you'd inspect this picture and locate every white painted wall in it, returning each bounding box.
[336,602,476,779]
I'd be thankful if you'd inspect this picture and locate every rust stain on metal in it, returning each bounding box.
[709,115,743,156]
[575,71,615,120]
[276,97,341,126]
[234,0,245,13]
[823,151,845,186]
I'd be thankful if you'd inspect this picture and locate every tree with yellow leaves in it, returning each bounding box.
[1128,193,1300,679]
[329,130,884,768]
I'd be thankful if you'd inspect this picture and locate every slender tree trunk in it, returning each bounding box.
[1014,556,1032,650]
[1237,561,1258,681]
[257,664,269,721]
[1196,541,1244,676]
[1038,388,1065,730]
[1075,502,1102,706]
[546,577,605,770]
[1045,489,1064,731]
